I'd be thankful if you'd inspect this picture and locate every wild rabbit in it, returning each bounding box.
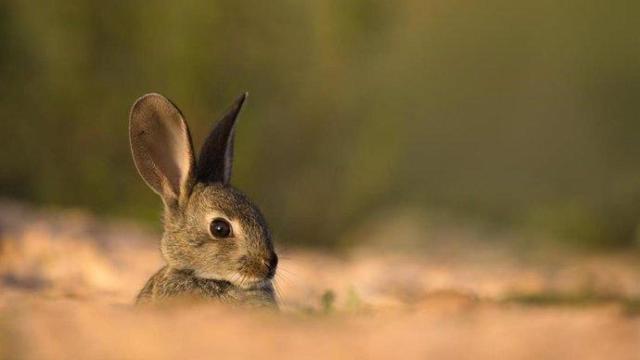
[129,93,278,307]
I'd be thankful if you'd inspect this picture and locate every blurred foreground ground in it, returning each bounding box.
[0,201,639,359]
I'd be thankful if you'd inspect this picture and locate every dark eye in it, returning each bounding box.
[209,218,232,238]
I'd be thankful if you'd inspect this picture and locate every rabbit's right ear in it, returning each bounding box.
[129,93,195,208]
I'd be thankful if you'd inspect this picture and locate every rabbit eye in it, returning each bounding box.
[209,218,232,238]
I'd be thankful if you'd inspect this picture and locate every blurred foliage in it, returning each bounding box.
[321,290,336,314]
[1,0,639,248]
[503,292,640,316]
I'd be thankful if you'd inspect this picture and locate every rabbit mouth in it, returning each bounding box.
[235,277,272,290]
[233,268,274,289]
[194,270,271,290]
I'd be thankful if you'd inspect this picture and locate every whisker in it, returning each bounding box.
[273,283,285,304]
[275,272,294,286]
[275,267,300,286]
[278,268,298,280]
[278,266,294,274]
[273,278,284,297]
[230,273,241,285]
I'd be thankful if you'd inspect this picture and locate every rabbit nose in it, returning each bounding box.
[265,254,278,278]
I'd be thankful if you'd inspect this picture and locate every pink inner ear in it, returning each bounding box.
[167,119,194,195]
[145,114,186,196]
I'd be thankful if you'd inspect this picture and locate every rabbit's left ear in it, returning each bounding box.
[129,93,196,208]
[196,93,247,185]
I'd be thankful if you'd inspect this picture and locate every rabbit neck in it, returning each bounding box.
[164,267,277,306]
[172,268,234,294]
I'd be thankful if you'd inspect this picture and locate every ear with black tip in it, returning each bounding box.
[129,93,196,208]
[196,93,247,185]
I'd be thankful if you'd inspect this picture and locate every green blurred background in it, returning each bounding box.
[1,0,639,249]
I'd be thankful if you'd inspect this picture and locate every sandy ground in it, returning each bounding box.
[0,201,639,359]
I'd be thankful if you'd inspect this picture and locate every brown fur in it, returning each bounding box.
[129,93,278,307]
[136,266,276,306]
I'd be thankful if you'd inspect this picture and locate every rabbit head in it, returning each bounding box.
[129,93,277,290]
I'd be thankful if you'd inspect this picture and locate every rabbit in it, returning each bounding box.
[129,92,278,307]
